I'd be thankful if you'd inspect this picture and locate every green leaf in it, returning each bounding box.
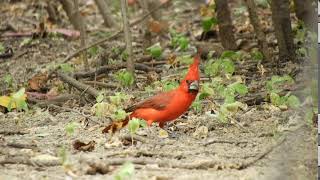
[221,59,235,74]
[111,109,127,121]
[162,80,179,91]
[177,55,193,65]
[223,87,235,104]
[202,17,218,32]
[228,82,248,96]
[147,43,162,58]
[96,93,105,103]
[59,63,74,73]
[88,46,101,57]
[139,119,147,128]
[221,50,236,59]
[11,88,28,111]
[224,101,245,112]
[178,36,189,50]
[286,95,300,108]
[114,162,135,180]
[128,118,140,134]
[199,83,214,100]
[270,92,281,106]
[204,59,219,77]
[115,70,135,87]
[251,49,264,61]
[65,122,78,136]
[266,75,294,93]
[191,96,202,113]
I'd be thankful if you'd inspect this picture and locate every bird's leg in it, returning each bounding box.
[146,120,154,137]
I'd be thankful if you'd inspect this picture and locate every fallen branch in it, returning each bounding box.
[0,130,29,135]
[73,63,161,79]
[82,81,118,89]
[203,139,249,146]
[58,72,100,98]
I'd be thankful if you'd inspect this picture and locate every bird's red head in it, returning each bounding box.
[180,53,200,94]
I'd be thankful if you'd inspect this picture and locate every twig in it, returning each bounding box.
[83,81,118,88]
[58,72,100,97]
[0,130,29,135]
[203,139,249,146]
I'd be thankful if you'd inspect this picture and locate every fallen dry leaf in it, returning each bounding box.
[73,140,96,152]
[28,72,48,91]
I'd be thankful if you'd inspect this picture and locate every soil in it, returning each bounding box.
[0,0,317,179]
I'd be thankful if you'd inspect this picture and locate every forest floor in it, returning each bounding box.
[0,0,317,179]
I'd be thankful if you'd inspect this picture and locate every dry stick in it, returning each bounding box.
[58,72,100,98]
[203,139,249,146]
[0,130,28,135]
[73,63,162,79]
[61,0,170,64]
[243,0,272,61]
[120,0,134,75]
[83,81,118,88]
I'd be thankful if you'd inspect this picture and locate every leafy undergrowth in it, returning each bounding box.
[0,0,317,179]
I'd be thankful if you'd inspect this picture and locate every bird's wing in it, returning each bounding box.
[125,91,175,112]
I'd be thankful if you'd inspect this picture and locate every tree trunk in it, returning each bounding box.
[215,0,238,50]
[243,0,272,61]
[94,0,117,28]
[270,0,296,62]
[293,0,317,32]
[120,0,135,75]
[59,0,82,30]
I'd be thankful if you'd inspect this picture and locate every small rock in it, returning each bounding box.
[158,129,169,139]
[30,154,60,166]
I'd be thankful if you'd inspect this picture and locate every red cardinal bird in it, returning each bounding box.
[103,53,200,133]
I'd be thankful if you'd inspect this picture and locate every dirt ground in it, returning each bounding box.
[0,0,317,179]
